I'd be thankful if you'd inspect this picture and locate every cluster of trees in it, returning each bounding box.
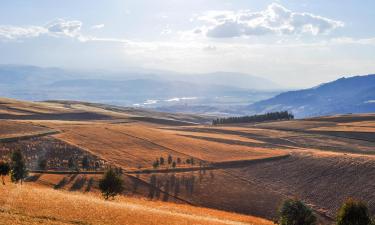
[212,111,294,125]
[152,155,190,169]
[0,150,28,185]
[278,198,375,225]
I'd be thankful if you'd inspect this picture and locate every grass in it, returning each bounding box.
[0,182,273,225]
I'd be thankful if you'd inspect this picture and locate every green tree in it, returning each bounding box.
[152,159,159,169]
[337,198,372,225]
[159,157,165,165]
[278,199,317,225]
[99,168,124,200]
[82,156,90,170]
[38,158,47,170]
[68,157,75,169]
[10,150,28,184]
[0,161,10,185]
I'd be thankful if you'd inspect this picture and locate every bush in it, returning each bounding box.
[0,161,10,184]
[336,198,372,225]
[278,199,317,225]
[10,150,28,184]
[99,168,124,200]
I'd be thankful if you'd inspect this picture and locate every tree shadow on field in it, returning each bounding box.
[54,177,68,189]
[70,176,87,191]
[85,177,94,192]
[24,174,41,182]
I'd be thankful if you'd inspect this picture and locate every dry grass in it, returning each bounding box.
[0,120,54,139]
[0,183,272,225]
[43,122,287,169]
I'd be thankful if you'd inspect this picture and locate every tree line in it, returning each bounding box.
[212,111,294,125]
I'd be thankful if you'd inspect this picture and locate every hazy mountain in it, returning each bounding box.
[0,65,281,114]
[164,72,281,90]
[247,74,375,118]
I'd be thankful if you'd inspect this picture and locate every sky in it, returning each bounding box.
[0,0,374,88]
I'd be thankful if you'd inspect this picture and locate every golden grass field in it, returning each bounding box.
[0,182,272,225]
[1,98,375,224]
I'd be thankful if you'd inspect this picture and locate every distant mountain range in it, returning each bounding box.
[0,65,281,115]
[247,74,375,118]
[2,65,373,118]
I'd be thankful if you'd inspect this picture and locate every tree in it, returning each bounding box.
[68,157,75,169]
[0,161,10,185]
[82,156,90,170]
[99,168,124,200]
[177,157,181,164]
[336,198,372,225]
[278,199,317,225]
[38,158,47,170]
[167,155,173,165]
[172,161,176,168]
[10,150,28,184]
[159,157,165,165]
[153,159,159,168]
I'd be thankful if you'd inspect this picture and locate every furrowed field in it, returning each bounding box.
[0,98,375,224]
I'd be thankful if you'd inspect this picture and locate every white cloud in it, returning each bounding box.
[191,3,344,38]
[0,19,85,41]
[46,19,82,37]
[0,25,47,40]
[91,24,105,29]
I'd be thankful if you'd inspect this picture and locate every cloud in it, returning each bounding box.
[192,3,344,38]
[91,24,105,29]
[0,25,47,40]
[0,19,85,41]
[46,19,82,37]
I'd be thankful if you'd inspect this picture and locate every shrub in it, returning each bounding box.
[99,168,124,200]
[278,199,317,225]
[336,198,372,225]
[0,161,10,184]
[10,150,28,184]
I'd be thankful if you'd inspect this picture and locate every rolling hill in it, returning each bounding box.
[247,74,375,118]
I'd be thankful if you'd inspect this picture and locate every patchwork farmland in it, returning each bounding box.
[0,98,374,224]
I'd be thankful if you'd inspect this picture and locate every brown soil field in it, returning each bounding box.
[0,182,272,225]
[227,151,375,219]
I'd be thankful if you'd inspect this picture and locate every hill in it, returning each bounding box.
[247,74,375,118]
[1,97,375,224]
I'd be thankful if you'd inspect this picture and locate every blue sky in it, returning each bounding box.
[0,0,374,87]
